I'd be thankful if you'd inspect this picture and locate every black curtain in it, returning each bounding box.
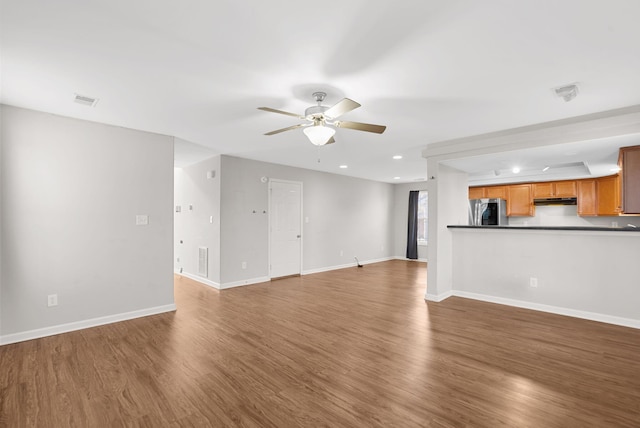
[406,191,419,259]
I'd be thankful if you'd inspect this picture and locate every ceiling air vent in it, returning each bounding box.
[73,93,99,107]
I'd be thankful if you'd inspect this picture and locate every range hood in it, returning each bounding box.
[533,197,577,206]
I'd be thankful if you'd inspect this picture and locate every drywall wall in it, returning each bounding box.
[426,162,469,300]
[0,105,175,339]
[0,107,3,336]
[451,228,640,325]
[174,156,221,285]
[508,205,640,228]
[219,155,395,285]
[393,182,428,260]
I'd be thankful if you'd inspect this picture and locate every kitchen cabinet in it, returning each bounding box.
[485,186,507,199]
[469,187,484,199]
[532,180,577,198]
[596,175,621,216]
[507,184,534,216]
[619,145,640,214]
[577,179,597,216]
[468,185,506,199]
[554,181,578,197]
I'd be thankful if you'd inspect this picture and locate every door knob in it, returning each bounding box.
[297,235,301,238]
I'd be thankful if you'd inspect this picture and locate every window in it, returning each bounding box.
[417,191,428,245]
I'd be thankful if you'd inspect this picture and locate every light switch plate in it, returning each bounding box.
[136,215,149,225]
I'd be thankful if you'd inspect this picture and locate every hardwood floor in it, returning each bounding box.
[1,260,639,427]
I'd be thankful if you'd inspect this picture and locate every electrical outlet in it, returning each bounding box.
[529,277,538,288]
[340,250,344,256]
[241,261,247,270]
[47,294,58,307]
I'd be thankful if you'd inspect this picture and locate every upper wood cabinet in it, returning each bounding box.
[532,182,554,198]
[507,184,534,216]
[577,179,597,216]
[468,185,507,200]
[596,175,621,216]
[468,187,484,199]
[620,145,640,214]
[554,181,578,197]
[485,186,507,199]
[532,180,577,198]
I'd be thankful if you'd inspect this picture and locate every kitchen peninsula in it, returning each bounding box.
[449,225,640,231]
[447,224,640,329]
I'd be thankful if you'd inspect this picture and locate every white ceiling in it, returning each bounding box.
[2,0,640,183]
[442,133,640,185]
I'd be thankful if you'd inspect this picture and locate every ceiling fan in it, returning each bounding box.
[258,92,386,146]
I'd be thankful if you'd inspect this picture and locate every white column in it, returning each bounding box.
[425,160,468,301]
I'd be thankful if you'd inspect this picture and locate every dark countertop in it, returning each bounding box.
[448,225,640,232]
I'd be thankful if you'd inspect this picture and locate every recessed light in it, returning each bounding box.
[512,167,521,174]
[393,155,403,160]
[339,165,348,169]
[393,176,401,180]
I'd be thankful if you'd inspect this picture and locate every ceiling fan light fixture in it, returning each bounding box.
[303,125,335,146]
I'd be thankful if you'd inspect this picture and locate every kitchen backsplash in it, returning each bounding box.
[508,205,640,227]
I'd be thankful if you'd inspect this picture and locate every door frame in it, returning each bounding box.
[268,178,304,279]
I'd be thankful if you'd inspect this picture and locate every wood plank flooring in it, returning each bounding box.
[1,260,640,427]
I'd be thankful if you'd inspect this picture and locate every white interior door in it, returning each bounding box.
[269,180,302,278]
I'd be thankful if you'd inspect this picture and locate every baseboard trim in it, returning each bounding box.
[452,291,640,330]
[0,304,177,346]
[177,270,221,289]
[221,276,270,289]
[302,257,395,275]
[425,291,453,302]
[394,257,428,263]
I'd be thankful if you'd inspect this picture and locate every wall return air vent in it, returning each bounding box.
[73,93,99,107]
[198,247,208,278]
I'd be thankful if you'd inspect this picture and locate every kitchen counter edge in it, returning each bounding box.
[447,225,640,232]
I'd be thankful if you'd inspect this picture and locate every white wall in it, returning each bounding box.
[426,162,469,300]
[0,105,175,341]
[393,182,428,260]
[508,205,640,228]
[219,155,395,285]
[451,228,640,326]
[0,105,3,336]
[174,156,221,285]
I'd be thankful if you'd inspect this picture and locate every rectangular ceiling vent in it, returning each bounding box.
[73,93,99,107]
[197,247,208,278]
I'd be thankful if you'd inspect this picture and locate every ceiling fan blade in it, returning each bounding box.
[335,121,386,134]
[258,107,305,119]
[323,98,361,119]
[264,123,308,136]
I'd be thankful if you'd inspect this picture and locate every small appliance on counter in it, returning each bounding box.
[468,198,508,226]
